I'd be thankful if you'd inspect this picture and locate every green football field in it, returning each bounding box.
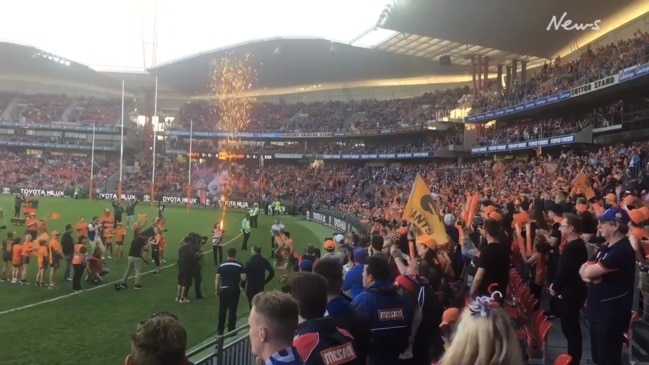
[0,195,331,365]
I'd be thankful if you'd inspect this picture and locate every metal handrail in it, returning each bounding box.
[188,324,253,365]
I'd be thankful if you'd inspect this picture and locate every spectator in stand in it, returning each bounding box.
[580,208,636,365]
[438,296,524,365]
[469,218,510,302]
[551,213,588,364]
[314,257,371,364]
[249,291,304,365]
[350,256,412,365]
[289,272,362,365]
[125,312,193,365]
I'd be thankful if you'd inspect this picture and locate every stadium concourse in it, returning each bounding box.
[1,9,649,365]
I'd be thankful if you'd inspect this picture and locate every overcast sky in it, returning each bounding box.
[0,0,389,70]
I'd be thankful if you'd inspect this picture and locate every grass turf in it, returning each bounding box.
[0,196,331,365]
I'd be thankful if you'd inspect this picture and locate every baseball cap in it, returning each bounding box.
[597,208,630,225]
[629,209,648,225]
[440,307,461,326]
[323,239,336,251]
[353,247,368,264]
[333,234,345,244]
[299,260,313,272]
[395,274,418,294]
[416,235,437,250]
[484,211,503,222]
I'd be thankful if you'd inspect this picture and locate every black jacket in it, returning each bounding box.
[553,238,588,302]
[61,232,75,256]
[244,254,274,294]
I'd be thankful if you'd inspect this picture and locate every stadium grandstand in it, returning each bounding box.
[2,0,649,364]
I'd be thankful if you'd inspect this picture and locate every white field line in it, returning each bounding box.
[0,233,243,316]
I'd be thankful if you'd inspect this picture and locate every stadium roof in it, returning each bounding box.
[0,42,121,92]
[147,37,470,96]
[379,0,647,62]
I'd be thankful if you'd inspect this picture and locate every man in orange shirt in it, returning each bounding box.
[35,238,49,286]
[48,231,63,288]
[114,223,126,262]
[100,208,114,239]
[20,234,34,284]
[76,217,88,238]
[104,226,114,259]
[11,237,22,284]
[26,213,38,239]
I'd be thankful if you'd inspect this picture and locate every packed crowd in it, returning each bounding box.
[19,94,68,124]
[166,129,462,155]
[174,87,469,133]
[121,136,649,365]
[466,30,649,114]
[68,98,124,125]
[0,150,118,190]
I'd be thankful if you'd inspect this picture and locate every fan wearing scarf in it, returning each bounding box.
[437,293,525,365]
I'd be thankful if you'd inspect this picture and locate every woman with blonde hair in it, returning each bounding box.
[439,293,525,365]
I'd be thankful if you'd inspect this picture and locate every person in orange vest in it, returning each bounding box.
[20,234,34,284]
[114,222,126,262]
[71,237,88,292]
[11,237,23,284]
[48,231,63,288]
[104,226,114,260]
[38,219,48,235]
[35,237,49,287]
[26,213,38,240]
[76,217,88,238]
[154,218,167,263]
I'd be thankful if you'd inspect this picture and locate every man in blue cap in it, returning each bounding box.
[579,208,635,365]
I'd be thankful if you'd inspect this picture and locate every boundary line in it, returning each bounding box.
[0,233,243,316]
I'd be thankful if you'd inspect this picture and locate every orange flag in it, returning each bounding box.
[572,172,596,200]
[402,174,449,246]
[46,212,61,220]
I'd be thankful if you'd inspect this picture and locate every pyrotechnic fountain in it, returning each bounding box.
[210,52,257,227]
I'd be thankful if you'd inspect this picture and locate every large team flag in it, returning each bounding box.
[571,171,596,200]
[402,174,449,246]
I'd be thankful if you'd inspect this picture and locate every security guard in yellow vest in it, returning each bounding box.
[249,203,259,228]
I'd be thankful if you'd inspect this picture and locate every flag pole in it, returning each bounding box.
[187,119,193,211]
[118,79,125,203]
[89,123,96,202]
[151,76,158,207]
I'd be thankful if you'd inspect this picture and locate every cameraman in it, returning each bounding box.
[192,235,208,299]
[176,236,196,303]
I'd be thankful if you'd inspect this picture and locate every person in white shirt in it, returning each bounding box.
[270,219,285,258]
[88,218,105,255]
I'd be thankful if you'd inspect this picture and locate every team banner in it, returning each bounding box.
[0,121,118,133]
[305,209,369,235]
[402,174,449,246]
[465,61,649,123]
[470,134,576,154]
[2,187,69,197]
[0,140,116,151]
